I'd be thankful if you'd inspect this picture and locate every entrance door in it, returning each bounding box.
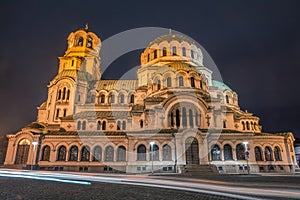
[15,139,30,164]
[185,137,199,164]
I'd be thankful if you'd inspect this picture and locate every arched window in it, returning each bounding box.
[265,146,273,161]
[254,122,257,130]
[87,36,93,48]
[66,90,70,100]
[163,144,172,161]
[117,121,121,130]
[242,121,245,130]
[191,50,194,58]
[225,95,229,104]
[56,109,60,119]
[157,79,161,90]
[77,121,81,130]
[182,107,187,127]
[117,146,126,161]
[119,94,124,103]
[200,80,203,89]
[150,144,159,161]
[122,121,126,130]
[223,121,226,128]
[102,121,106,130]
[246,121,250,130]
[105,146,114,161]
[224,144,233,160]
[97,121,101,130]
[58,90,62,100]
[100,94,105,103]
[182,47,186,56]
[62,88,66,100]
[274,146,282,161]
[63,109,67,117]
[251,122,254,130]
[175,109,180,128]
[81,146,90,161]
[69,146,78,161]
[140,120,144,128]
[172,46,177,55]
[189,109,194,127]
[236,144,246,160]
[130,94,134,104]
[137,144,146,161]
[147,53,150,62]
[255,146,263,161]
[170,112,174,127]
[15,139,30,164]
[77,37,84,46]
[211,145,221,161]
[195,111,199,127]
[153,49,157,59]
[162,47,167,56]
[190,77,195,88]
[92,146,102,161]
[109,94,115,103]
[179,76,184,87]
[41,145,50,161]
[167,77,172,87]
[57,146,66,161]
[82,121,86,130]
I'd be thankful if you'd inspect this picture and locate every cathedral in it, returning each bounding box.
[4,27,298,174]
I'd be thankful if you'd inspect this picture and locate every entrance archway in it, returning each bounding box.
[15,139,30,164]
[185,137,199,164]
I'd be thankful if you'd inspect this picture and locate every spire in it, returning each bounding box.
[85,23,89,30]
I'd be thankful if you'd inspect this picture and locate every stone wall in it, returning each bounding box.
[0,135,8,165]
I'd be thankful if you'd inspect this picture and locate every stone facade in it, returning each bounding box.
[4,27,298,173]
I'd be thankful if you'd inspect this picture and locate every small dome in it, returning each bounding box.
[65,26,101,57]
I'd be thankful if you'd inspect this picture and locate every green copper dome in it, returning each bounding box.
[212,80,233,92]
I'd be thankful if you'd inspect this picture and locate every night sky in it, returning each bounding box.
[0,0,300,138]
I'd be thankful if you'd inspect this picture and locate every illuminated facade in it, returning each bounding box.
[4,27,298,174]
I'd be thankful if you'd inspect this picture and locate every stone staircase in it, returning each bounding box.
[180,164,219,176]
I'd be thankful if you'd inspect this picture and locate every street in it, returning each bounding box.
[0,168,299,199]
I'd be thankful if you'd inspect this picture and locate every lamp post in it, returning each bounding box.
[31,141,38,170]
[243,141,249,174]
[150,141,155,174]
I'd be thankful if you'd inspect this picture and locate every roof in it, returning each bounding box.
[50,70,88,85]
[38,101,47,109]
[149,34,198,47]
[74,111,131,119]
[46,131,127,136]
[168,62,197,72]
[212,80,233,92]
[96,80,137,91]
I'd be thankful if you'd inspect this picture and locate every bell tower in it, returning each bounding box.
[58,24,102,80]
[37,25,102,126]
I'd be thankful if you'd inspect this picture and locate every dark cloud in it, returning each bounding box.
[0,0,300,138]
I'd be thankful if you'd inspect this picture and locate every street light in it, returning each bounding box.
[243,141,249,174]
[150,141,155,174]
[31,141,38,170]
